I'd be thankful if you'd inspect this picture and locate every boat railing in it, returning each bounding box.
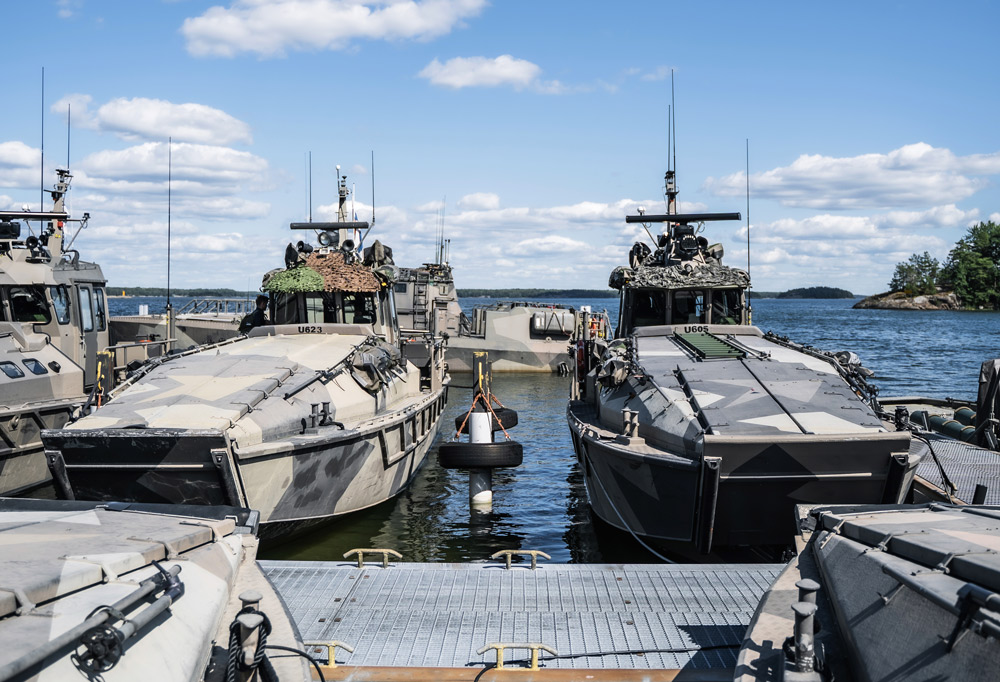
[176,298,252,316]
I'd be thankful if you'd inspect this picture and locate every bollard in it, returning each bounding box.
[236,590,264,675]
[791,601,817,673]
[796,579,820,605]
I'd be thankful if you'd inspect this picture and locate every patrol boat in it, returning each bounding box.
[43,175,449,538]
[567,168,921,556]
[0,169,110,496]
[394,244,577,373]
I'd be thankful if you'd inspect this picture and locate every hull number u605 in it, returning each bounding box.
[683,325,709,333]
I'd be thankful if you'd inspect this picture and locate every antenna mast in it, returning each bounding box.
[66,103,71,171]
[746,138,753,325]
[370,150,375,228]
[40,67,44,210]
[167,138,172,311]
[308,151,312,222]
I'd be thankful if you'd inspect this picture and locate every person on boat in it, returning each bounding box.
[239,294,270,333]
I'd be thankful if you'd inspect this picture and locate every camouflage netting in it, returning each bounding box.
[264,251,380,294]
[264,265,325,293]
[609,262,750,290]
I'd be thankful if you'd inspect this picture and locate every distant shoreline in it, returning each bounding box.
[110,286,862,300]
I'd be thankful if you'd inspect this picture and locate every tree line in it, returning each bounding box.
[889,221,1000,309]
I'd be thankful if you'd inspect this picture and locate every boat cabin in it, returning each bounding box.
[620,286,746,333]
[613,211,748,337]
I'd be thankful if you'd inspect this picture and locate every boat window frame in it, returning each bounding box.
[93,287,107,331]
[22,358,47,375]
[0,361,25,379]
[708,288,743,325]
[78,286,94,332]
[7,285,53,324]
[670,289,706,325]
[49,285,72,324]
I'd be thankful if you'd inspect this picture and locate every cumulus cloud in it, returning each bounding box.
[52,95,252,145]
[78,142,268,189]
[182,0,487,58]
[705,143,1000,210]
[418,55,543,90]
[456,192,499,210]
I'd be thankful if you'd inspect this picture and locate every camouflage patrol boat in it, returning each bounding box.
[395,251,576,373]
[0,169,111,496]
[567,169,921,556]
[0,498,310,682]
[43,176,449,538]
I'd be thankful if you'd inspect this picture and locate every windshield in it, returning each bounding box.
[7,286,51,324]
[710,289,742,324]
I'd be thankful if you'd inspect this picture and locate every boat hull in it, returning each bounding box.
[44,385,448,538]
[445,342,569,373]
[0,401,80,496]
[567,401,917,550]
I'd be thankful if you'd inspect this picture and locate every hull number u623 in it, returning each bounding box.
[297,326,323,334]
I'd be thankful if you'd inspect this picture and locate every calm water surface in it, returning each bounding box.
[111,296,998,563]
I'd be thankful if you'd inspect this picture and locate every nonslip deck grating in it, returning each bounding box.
[917,434,1000,504]
[261,561,781,670]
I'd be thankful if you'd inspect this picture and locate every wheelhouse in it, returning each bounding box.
[619,286,746,335]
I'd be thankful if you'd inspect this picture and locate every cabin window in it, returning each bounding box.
[343,293,377,324]
[94,288,107,331]
[49,286,71,324]
[22,358,47,375]
[8,286,51,324]
[671,290,705,324]
[394,283,408,294]
[710,289,742,325]
[79,287,94,332]
[631,290,667,327]
[0,361,24,379]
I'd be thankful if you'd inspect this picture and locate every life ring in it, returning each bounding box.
[454,407,519,434]
[439,440,523,469]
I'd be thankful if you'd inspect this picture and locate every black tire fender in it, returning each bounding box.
[439,440,523,469]
[454,407,518,434]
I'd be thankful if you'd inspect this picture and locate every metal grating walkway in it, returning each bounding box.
[917,433,1000,504]
[261,561,781,670]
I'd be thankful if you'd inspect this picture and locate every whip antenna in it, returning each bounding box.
[745,139,751,279]
[67,103,71,171]
[746,138,753,325]
[167,137,172,311]
[671,69,676,182]
[40,67,44,210]
[370,150,375,228]
[308,151,312,222]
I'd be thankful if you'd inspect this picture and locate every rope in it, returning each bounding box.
[226,605,277,682]
[453,391,513,441]
[581,445,675,563]
[263,645,325,682]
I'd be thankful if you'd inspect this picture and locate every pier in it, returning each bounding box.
[261,559,781,679]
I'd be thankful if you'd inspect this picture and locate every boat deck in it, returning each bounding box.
[917,432,1000,503]
[261,560,781,672]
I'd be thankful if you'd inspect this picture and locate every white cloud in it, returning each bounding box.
[989,212,1000,223]
[419,55,542,90]
[52,95,252,145]
[78,142,268,190]
[182,0,487,58]
[705,143,1000,209]
[640,66,672,82]
[456,192,499,210]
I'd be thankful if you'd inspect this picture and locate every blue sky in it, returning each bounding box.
[2,0,999,294]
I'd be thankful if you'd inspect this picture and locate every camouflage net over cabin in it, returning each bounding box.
[609,262,750,290]
[264,251,381,294]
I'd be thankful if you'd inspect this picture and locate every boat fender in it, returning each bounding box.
[439,440,523,469]
[454,407,518,433]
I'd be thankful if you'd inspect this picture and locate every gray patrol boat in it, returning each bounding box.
[0,169,111,496]
[567,168,921,556]
[43,175,449,538]
[395,243,577,373]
